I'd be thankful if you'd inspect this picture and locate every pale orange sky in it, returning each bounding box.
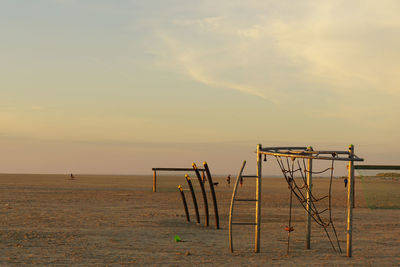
[1,0,399,175]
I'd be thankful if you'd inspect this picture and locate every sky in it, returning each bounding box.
[1,0,399,175]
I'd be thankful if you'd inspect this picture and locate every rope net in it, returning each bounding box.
[274,156,342,254]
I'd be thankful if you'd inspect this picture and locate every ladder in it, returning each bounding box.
[229,160,261,252]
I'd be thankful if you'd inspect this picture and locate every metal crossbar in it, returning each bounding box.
[260,147,363,161]
[354,165,400,170]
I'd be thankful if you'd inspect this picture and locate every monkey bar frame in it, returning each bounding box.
[256,144,364,257]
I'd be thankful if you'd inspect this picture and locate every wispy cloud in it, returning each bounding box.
[145,0,400,106]
[156,32,274,101]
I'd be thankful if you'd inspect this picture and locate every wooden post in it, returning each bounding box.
[193,163,209,227]
[178,185,190,222]
[203,162,219,229]
[185,174,200,223]
[353,161,356,209]
[153,170,156,192]
[255,144,262,253]
[306,147,313,249]
[346,144,355,257]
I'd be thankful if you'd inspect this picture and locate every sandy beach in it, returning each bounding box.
[1,173,399,266]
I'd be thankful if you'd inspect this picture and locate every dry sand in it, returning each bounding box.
[0,173,399,266]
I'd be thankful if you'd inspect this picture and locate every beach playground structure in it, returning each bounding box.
[152,162,220,229]
[229,144,364,257]
[176,162,220,229]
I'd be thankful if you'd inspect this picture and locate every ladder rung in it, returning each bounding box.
[232,222,257,225]
[241,175,258,178]
[235,198,257,201]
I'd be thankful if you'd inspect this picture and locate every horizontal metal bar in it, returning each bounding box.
[354,165,400,170]
[235,198,257,202]
[261,147,350,155]
[241,175,258,178]
[232,222,257,225]
[260,151,364,161]
[261,147,308,151]
[152,168,205,171]
[262,149,350,155]
[289,150,350,155]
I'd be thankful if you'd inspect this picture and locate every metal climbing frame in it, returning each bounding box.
[258,144,364,257]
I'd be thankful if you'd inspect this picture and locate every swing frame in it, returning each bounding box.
[256,144,364,257]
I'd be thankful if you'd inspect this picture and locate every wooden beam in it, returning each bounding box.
[354,165,400,170]
[259,151,363,162]
[261,146,308,151]
[152,168,205,171]
[203,162,219,229]
[306,147,313,249]
[255,144,262,253]
[178,185,190,222]
[153,170,156,192]
[193,163,209,227]
[185,174,200,224]
[346,144,355,257]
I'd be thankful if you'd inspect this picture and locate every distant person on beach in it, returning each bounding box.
[70,173,75,180]
[240,176,243,187]
[344,177,348,188]
[227,174,231,186]
[202,172,207,183]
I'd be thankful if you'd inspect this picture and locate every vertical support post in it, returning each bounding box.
[306,147,313,249]
[203,162,220,229]
[353,163,356,209]
[185,174,200,223]
[255,144,262,253]
[193,163,209,227]
[153,170,157,192]
[346,144,355,257]
[178,185,190,222]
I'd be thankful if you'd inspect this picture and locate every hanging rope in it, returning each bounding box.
[275,155,342,254]
[286,177,294,255]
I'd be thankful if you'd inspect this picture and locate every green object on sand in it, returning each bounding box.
[174,235,181,242]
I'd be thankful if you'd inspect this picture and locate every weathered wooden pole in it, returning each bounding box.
[203,162,219,229]
[178,185,190,222]
[306,147,313,249]
[185,174,200,224]
[193,163,209,227]
[353,160,356,209]
[255,144,262,253]
[153,170,157,192]
[346,144,355,257]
